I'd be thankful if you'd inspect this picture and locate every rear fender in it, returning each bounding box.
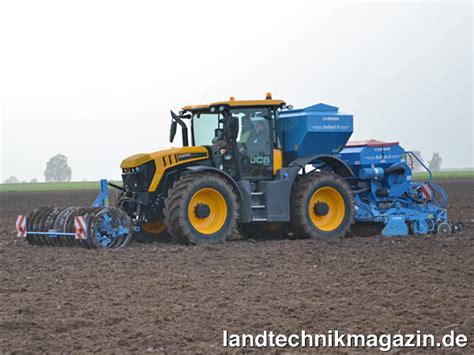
[290,154,354,177]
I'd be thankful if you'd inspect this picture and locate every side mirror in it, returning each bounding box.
[169,119,177,142]
[228,115,239,140]
[170,110,189,146]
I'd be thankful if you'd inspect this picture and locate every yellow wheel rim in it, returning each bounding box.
[143,219,167,234]
[308,186,345,232]
[188,188,228,235]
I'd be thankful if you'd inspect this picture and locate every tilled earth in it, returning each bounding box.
[0,179,473,352]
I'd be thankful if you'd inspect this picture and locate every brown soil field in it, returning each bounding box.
[0,179,473,352]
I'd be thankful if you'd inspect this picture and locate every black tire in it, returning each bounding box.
[291,172,354,239]
[164,173,239,245]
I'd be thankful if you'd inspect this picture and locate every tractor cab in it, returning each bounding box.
[170,94,287,181]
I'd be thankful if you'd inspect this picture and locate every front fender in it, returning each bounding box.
[182,166,243,200]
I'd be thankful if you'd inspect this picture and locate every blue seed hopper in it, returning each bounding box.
[278,103,353,160]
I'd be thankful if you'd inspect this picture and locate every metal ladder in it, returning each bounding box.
[250,184,267,222]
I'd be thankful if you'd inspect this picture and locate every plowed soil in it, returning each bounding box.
[0,179,473,352]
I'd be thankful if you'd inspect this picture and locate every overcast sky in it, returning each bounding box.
[0,0,472,182]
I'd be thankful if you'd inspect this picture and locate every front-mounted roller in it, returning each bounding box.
[15,180,132,249]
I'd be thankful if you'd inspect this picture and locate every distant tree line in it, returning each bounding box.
[3,176,38,183]
[3,154,72,183]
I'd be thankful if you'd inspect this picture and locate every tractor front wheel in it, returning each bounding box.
[164,173,238,245]
[291,172,354,239]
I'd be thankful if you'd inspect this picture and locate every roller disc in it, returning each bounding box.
[53,207,79,246]
[437,222,452,235]
[88,208,132,249]
[34,207,55,246]
[26,208,42,245]
[43,207,65,246]
[454,223,464,234]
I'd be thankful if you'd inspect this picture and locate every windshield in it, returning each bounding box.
[192,108,276,149]
[193,113,220,146]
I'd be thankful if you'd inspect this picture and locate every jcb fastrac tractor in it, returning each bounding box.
[118,94,355,244]
[17,94,457,248]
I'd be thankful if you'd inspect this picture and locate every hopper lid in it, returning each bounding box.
[346,139,399,147]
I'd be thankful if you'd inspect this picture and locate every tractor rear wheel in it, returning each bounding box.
[164,173,238,245]
[291,172,354,239]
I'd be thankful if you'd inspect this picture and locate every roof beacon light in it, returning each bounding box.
[265,92,272,100]
[229,96,235,102]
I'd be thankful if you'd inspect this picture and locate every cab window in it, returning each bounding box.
[193,113,221,146]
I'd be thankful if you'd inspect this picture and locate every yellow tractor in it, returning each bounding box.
[118,94,355,244]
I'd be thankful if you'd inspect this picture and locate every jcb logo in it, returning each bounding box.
[250,155,270,166]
